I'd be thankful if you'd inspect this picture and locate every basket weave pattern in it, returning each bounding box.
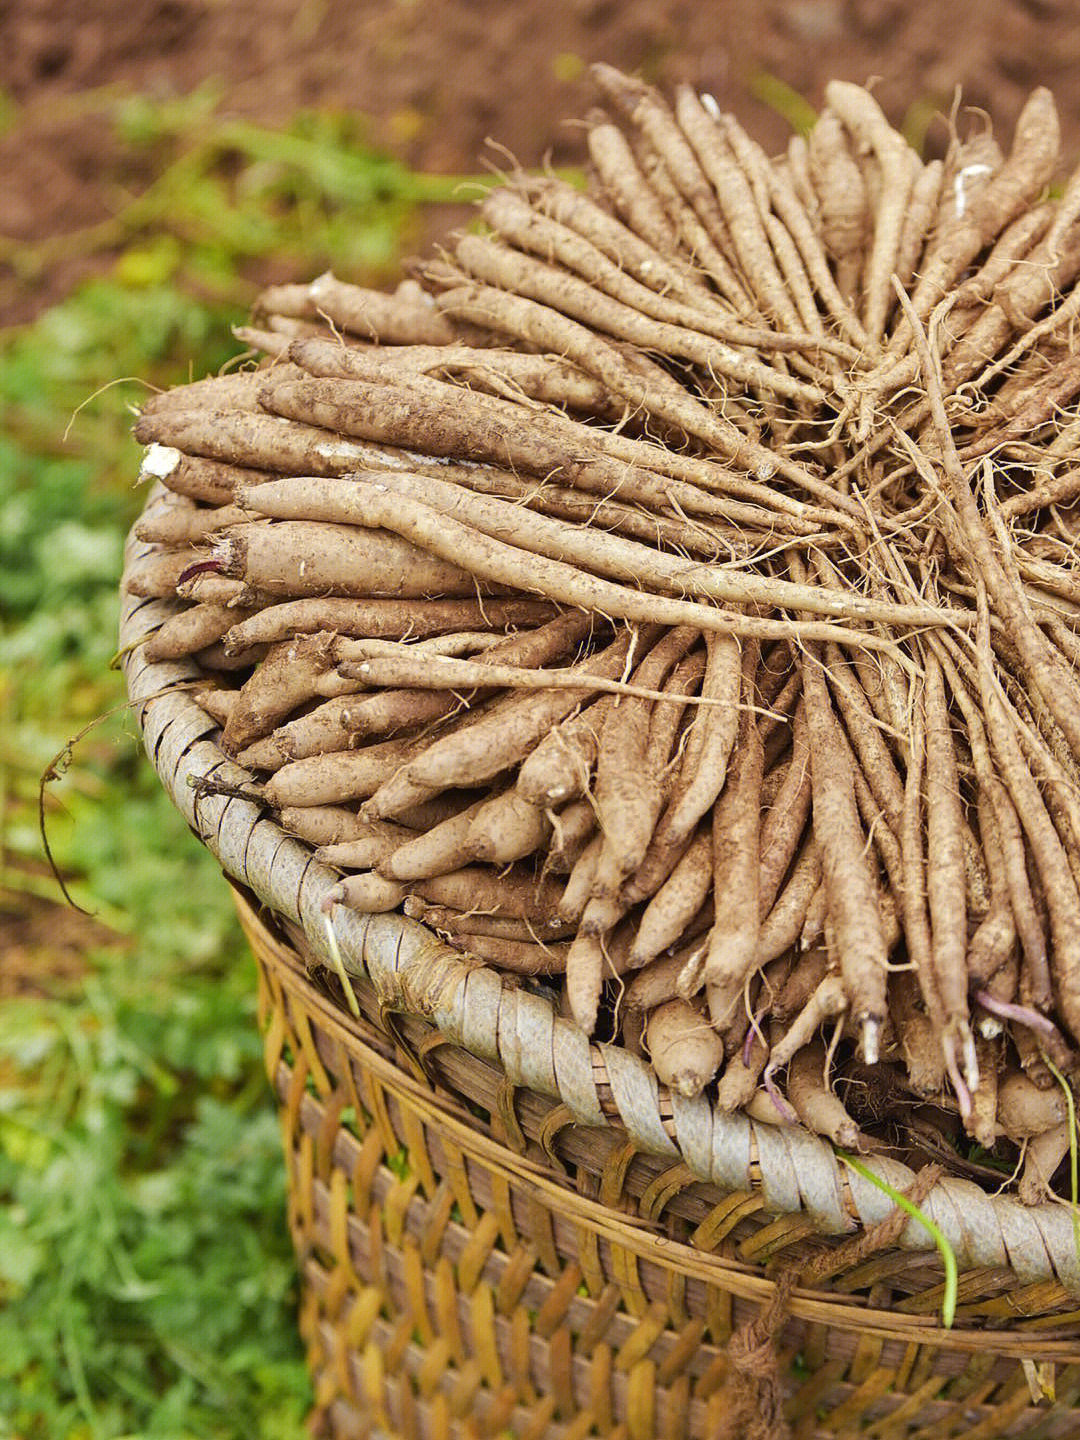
[242,891,1080,1438]
[121,514,1080,1436]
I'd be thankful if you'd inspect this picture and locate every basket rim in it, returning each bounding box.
[119,482,1080,1295]
[239,882,1080,1359]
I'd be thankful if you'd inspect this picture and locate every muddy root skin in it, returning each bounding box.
[141,65,1080,1203]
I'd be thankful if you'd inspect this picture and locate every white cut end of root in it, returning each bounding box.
[310,270,335,298]
[700,92,721,120]
[962,1028,981,1093]
[141,444,181,479]
[953,163,993,218]
[755,458,779,481]
[860,1017,881,1066]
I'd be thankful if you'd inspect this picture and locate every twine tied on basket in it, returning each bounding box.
[725,1163,945,1440]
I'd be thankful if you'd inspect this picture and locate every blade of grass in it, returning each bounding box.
[748,72,818,137]
[1042,1056,1080,1264]
[838,1152,958,1328]
[323,912,361,1019]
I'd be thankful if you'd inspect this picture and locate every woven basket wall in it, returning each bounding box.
[121,500,1080,1438]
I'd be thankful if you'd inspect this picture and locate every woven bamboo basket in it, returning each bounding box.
[121,503,1080,1438]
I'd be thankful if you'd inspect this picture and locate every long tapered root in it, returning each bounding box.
[134,63,1080,1205]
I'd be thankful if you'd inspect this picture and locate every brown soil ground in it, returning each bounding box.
[0,862,119,998]
[5,0,1080,325]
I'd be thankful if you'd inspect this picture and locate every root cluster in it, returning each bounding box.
[130,65,1080,1203]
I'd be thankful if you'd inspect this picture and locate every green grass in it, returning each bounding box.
[837,1152,958,1330]
[0,87,471,1439]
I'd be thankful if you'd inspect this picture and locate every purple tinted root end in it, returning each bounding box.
[177,558,225,586]
[762,1064,799,1125]
[974,989,1060,1041]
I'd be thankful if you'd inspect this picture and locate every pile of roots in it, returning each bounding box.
[130,65,1080,1203]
